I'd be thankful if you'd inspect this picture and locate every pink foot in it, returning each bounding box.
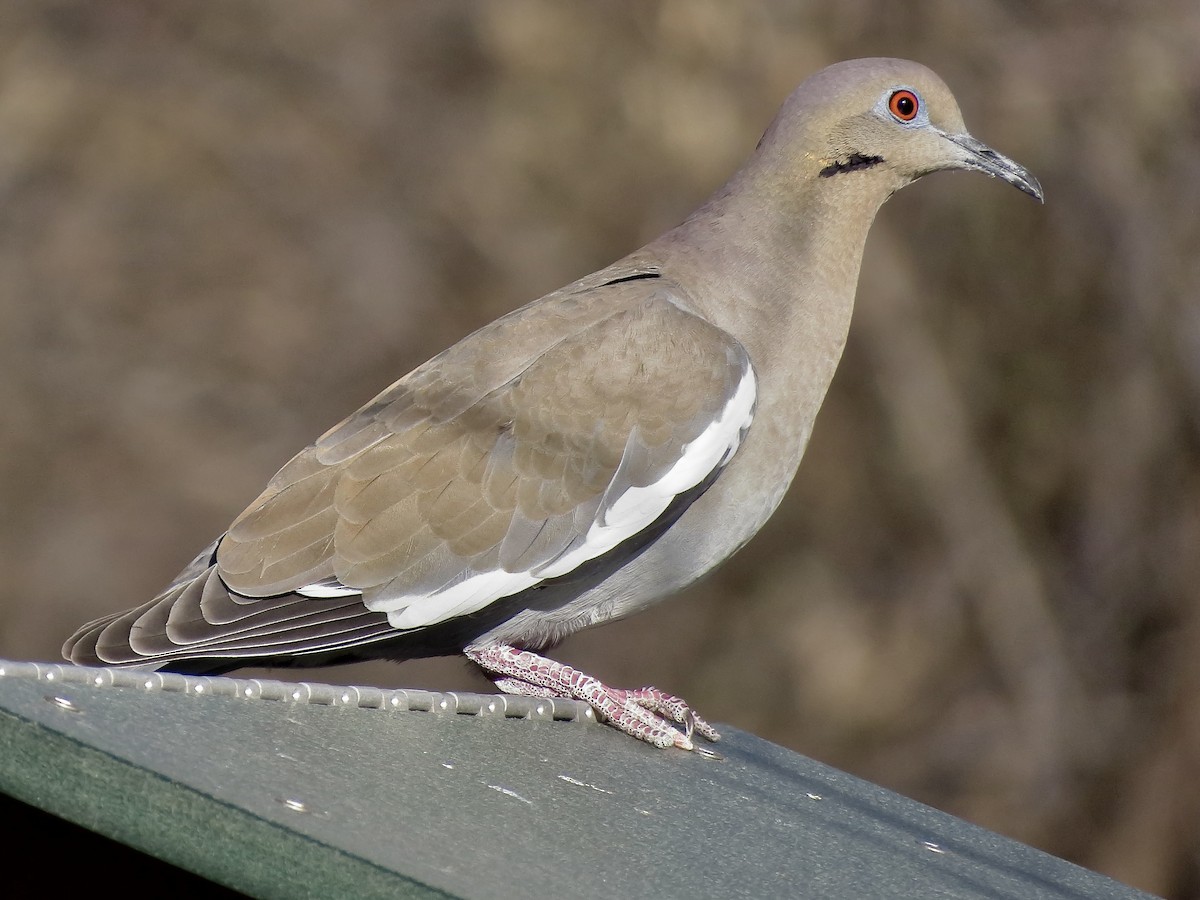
[466,643,721,757]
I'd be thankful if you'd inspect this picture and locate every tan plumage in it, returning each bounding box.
[221,281,748,608]
[68,272,751,664]
[65,59,1042,751]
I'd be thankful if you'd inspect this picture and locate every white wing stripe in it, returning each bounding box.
[300,365,758,630]
[294,582,361,598]
[536,366,757,578]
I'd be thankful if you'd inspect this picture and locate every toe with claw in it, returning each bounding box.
[466,642,722,757]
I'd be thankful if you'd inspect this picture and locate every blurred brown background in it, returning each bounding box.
[0,2,1197,895]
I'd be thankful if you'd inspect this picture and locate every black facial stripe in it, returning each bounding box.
[819,153,884,178]
[602,272,662,286]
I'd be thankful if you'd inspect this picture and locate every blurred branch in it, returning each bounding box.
[859,232,1088,798]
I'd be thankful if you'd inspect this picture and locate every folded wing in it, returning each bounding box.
[66,276,756,667]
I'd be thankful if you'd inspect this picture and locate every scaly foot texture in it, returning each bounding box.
[467,643,722,757]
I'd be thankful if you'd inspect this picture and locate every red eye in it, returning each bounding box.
[888,89,919,122]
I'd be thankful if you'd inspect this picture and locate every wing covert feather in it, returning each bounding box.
[216,279,755,630]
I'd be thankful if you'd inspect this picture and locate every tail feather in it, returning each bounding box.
[62,564,398,670]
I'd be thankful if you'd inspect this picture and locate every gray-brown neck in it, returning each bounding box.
[630,141,902,528]
[649,143,897,402]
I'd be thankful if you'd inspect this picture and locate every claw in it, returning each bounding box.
[467,643,723,753]
[672,725,724,760]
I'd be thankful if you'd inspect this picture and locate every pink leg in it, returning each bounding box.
[492,676,559,699]
[493,675,719,742]
[465,643,721,756]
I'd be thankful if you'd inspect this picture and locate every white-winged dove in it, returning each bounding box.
[65,58,1042,754]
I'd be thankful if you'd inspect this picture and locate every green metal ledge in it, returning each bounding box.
[0,660,1153,899]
